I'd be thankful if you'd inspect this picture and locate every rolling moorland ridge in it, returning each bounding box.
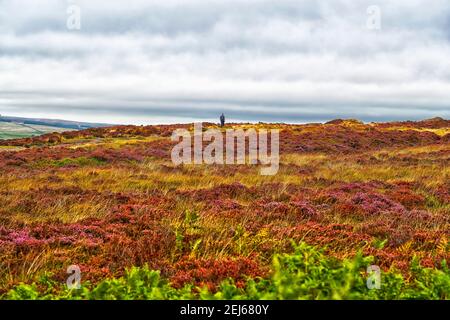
[0,117,448,299]
[0,116,111,140]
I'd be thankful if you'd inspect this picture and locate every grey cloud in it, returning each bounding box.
[0,0,449,124]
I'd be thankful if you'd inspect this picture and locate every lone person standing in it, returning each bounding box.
[220,113,225,127]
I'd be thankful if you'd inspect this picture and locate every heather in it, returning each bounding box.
[0,119,448,299]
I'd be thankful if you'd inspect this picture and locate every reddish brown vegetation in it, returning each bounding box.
[0,119,448,291]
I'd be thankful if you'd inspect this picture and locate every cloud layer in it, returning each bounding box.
[0,0,449,124]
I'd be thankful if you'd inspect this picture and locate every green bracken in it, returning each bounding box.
[4,242,449,300]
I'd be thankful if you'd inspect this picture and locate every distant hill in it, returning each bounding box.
[0,116,110,130]
[0,116,111,140]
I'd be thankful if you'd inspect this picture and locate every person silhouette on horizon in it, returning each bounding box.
[220,113,225,127]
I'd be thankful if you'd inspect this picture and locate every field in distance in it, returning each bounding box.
[0,122,73,140]
[0,116,111,140]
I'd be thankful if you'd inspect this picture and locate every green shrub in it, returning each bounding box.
[33,157,105,168]
[4,242,449,300]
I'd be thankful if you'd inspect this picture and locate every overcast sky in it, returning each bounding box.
[0,0,449,124]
